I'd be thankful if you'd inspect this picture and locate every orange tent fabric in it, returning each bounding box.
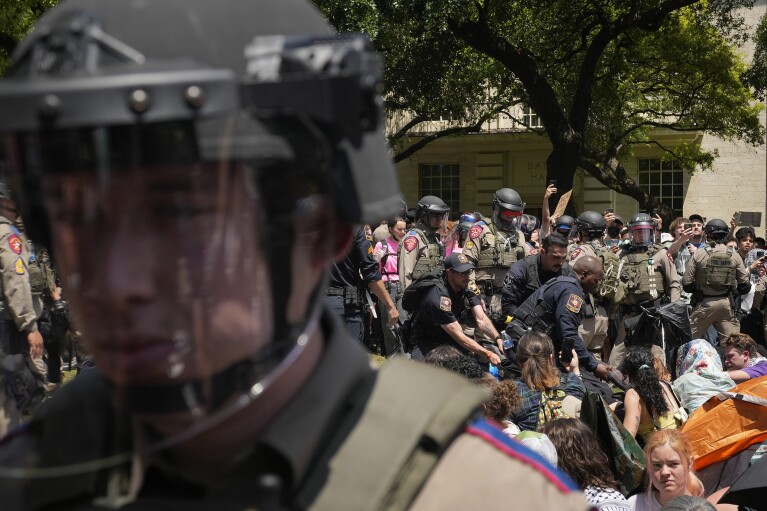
[680,376,767,471]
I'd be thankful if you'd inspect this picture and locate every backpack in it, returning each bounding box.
[398,272,446,353]
[535,388,570,429]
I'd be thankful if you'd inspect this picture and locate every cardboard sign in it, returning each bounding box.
[552,190,573,219]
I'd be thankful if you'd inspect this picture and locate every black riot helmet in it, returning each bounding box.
[705,218,729,240]
[629,212,656,247]
[492,187,525,231]
[416,195,450,219]
[554,215,575,236]
[575,211,606,239]
[0,0,402,479]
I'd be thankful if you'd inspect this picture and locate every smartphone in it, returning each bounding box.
[735,212,742,224]
[758,250,765,259]
[560,338,575,364]
[548,179,557,187]
[651,208,659,217]
[684,223,693,230]
[606,208,614,214]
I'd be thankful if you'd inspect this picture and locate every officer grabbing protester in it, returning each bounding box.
[409,253,503,365]
[682,219,750,339]
[505,256,611,380]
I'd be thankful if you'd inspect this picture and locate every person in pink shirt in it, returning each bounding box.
[374,216,407,355]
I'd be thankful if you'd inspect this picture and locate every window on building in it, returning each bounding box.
[420,163,460,216]
[637,158,684,214]
[521,105,543,128]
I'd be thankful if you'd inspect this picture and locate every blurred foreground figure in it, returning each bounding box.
[0,0,586,509]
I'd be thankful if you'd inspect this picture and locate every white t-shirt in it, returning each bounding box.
[627,492,662,511]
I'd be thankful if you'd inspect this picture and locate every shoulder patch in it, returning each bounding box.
[404,236,418,253]
[469,225,483,240]
[565,293,583,313]
[7,234,21,255]
[464,240,474,250]
[14,258,24,275]
[439,296,452,312]
[570,247,581,260]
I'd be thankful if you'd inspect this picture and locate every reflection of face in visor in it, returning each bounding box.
[630,225,655,246]
[5,115,331,402]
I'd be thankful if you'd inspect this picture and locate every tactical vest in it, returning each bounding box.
[523,255,570,300]
[619,245,665,300]
[411,227,445,280]
[26,239,47,296]
[696,245,736,292]
[589,241,621,302]
[477,222,523,270]
[509,276,582,336]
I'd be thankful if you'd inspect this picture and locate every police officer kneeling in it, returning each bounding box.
[411,253,503,365]
[506,256,611,380]
[683,219,750,339]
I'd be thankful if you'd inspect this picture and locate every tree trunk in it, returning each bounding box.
[545,138,580,216]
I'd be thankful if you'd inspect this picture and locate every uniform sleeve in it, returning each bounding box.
[501,260,527,317]
[462,225,484,289]
[424,288,458,326]
[733,252,751,292]
[0,230,38,333]
[657,248,681,302]
[355,229,381,283]
[552,285,598,372]
[399,231,422,289]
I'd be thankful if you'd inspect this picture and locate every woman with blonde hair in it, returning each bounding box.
[510,331,584,431]
[628,430,704,511]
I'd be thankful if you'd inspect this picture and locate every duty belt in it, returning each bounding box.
[327,285,361,305]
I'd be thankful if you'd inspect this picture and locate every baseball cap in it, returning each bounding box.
[444,253,475,273]
[613,215,624,225]
[689,214,705,223]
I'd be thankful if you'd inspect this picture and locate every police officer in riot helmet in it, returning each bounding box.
[609,212,681,367]
[568,211,619,362]
[493,188,526,232]
[462,188,529,338]
[0,1,588,509]
[682,219,750,339]
[573,211,606,242]
[554,215,576,237]
[398,195,450,290]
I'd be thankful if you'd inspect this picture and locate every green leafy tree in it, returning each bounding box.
[0,0,58,74]
[313,0,763,217]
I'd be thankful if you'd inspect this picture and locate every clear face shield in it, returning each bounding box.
[1,113,335,477]
[630,225,655,247]
[426,210,450,238]
[0,19,400,489]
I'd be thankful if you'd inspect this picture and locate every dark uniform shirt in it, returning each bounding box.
[506,276,599,372]
[329,226,381,289]
[501,254,572,318]
[415,276,482,356]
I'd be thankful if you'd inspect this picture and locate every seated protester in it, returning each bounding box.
[515,431,559,467]
[411,253,502,365]
[720,333,767,382]
[620,347,685,445]
[476,375,522,438]
[540,418,631,511]
[629,430,705,511]
[424,345,485,380]
[510,332,584,431]
[673,339,736,412]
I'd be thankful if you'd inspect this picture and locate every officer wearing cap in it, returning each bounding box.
[0,1,587,509]
[411,253,503,364]
[461,188,529,334]
[505,256,611,380]
[682,219,750,339]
